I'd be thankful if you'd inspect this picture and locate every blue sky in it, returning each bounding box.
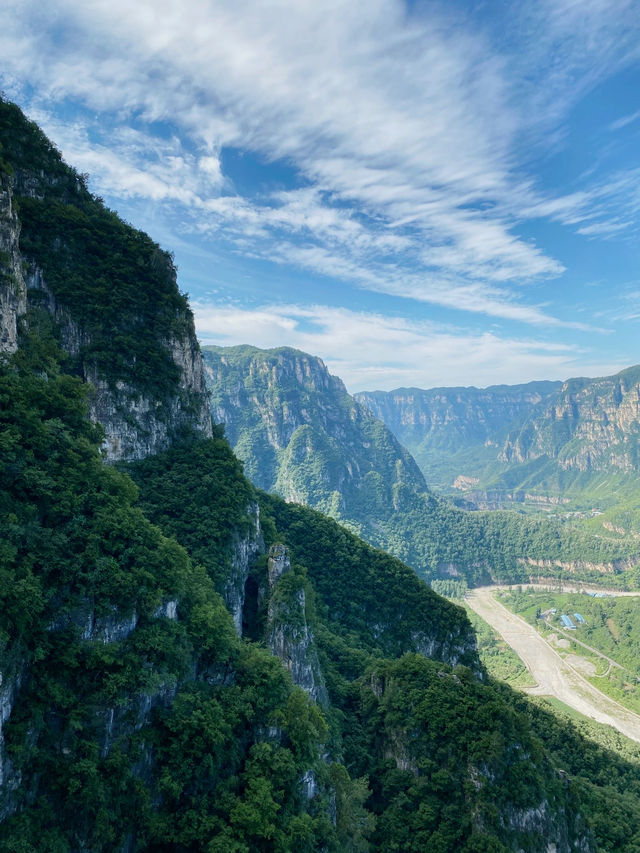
[2,0,640,391]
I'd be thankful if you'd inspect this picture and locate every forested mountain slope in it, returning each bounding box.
[2,95,640,852]
[203,344,429,518]
[357,369,640,529]
[203,344,637,584]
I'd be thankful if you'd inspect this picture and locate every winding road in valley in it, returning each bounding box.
[466,586,640,743]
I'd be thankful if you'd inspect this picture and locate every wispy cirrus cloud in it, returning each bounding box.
[0,4,596,309]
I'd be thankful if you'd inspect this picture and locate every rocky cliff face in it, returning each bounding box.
[223,502,265,634]
[21,266,212,461]
[204,344,427,505]
[266,545,328,705]
[355,382,560,492]
[500,367,640,473]
[355,382,559,455]
[90,331,212,462]
[0,100,212,462]
[358,371,640,518]
[0,668,23,816]
[0,174,27,353]
[202,344,429,523]
[207,346,348,455]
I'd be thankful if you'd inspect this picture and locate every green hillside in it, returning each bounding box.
[357,371,640,536]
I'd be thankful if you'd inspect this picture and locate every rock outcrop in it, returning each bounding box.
[0,174,27,353]
[202,344,428,506]
[0,109,212,462]
[223,502,265,634]
[266,545,328,705]
[500,367,640,473]
[356,382,559,456]
[0,669,22,816]
[21,263,212,462]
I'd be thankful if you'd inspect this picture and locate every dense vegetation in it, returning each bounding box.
[514,693,640,853]
[128,428,255,592]
[0,323,337,851]
[129,438,640,853]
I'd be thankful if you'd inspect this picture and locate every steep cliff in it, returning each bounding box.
[203,344,428,512]
[500,366,640,474]
[0,97,212,460]
[0,170,27,353]
[355,381,559,486]
[2,99,639,852]
[266,544,329,706]
[357,370,640,523]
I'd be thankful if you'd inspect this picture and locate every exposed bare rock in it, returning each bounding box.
[267,544,328,706]
[0,175,27,354]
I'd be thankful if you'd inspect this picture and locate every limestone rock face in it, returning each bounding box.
[0,669,23,816]
[0,174,212,462]
[202,344,427,507]
[356,382,559,459]
[267,543,289,586]
[83,325,213,462]
[223,503,264,635]
[500,368,640,473]
[501,799,594,853]
[266,544,328,706]
[0,175,27,354]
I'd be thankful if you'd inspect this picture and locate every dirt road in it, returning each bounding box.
[466,586,640,743]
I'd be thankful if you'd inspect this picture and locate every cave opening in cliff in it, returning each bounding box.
[242,574,262,641]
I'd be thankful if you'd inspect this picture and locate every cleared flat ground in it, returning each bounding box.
[466,586,640,743]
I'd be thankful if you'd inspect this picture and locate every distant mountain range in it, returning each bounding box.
[202,345,635,583]
[356,368,640,532]
[354,382,560,493]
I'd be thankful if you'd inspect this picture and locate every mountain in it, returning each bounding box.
[3,96,640,852]
[203,344,636,584]
[358,369,640,531]
[203,344,430,520]
[0,98,212,462]
[499,366,640,475]
[354,382,560,491]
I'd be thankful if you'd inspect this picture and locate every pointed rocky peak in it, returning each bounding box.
[268,543,291,586]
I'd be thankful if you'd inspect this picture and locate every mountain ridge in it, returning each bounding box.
[356,366,640,529]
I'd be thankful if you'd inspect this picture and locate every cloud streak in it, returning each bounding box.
[193,300,618,391]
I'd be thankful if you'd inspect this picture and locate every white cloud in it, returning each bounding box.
[609,109,640,132]
[193,301,617,391]
[1,0,639,330]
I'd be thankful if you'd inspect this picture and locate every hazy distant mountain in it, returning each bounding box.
[356,369,640,530]
[355,382,560,491]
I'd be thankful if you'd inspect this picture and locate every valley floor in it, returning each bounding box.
[466,586,640,743]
